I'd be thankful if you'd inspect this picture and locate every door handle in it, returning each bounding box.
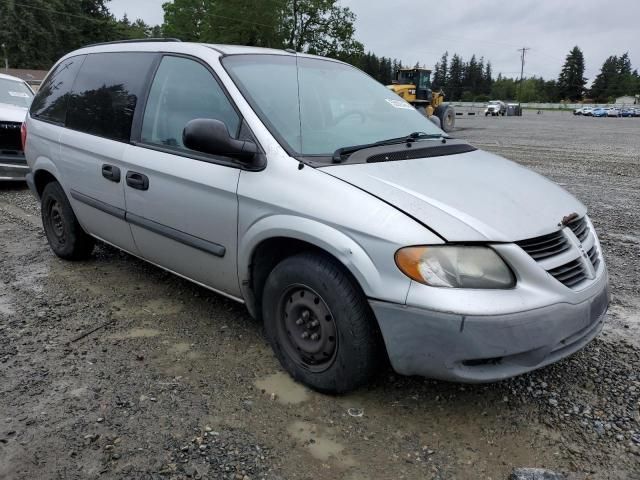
[126,171,149,191]
[101,164,121,182]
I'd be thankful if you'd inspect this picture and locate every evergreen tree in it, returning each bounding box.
[432,51,448,90]
[447,54,464,101]
[483,61,493,95]
[557,46,587,101]
[591,55,620,101]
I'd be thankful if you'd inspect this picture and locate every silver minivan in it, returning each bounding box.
[24,40,609,393]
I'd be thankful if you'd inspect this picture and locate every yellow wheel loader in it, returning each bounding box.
[387,68,455,132]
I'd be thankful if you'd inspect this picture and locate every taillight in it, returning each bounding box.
[20,122,27,152]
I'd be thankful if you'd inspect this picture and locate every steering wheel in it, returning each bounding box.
[332,110,366,126]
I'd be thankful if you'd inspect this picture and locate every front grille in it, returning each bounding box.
[517,216,601,290]
[0,121,22,152]
[567,216,589,242]
[516,230,570,260]
[547,258,587,288]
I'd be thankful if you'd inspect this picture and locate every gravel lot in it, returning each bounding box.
[1,111,639,479]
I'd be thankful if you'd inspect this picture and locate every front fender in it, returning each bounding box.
[238,214,388,299]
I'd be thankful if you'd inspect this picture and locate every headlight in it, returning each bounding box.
[394,246,515,289]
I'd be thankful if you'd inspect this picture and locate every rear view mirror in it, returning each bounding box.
[183,118,257,162]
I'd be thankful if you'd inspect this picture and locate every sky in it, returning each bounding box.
[107,0,640,83]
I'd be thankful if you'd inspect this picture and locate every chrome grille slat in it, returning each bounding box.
[520,236,567,250]
[548,258,587,286]
[587,245,601,271]
[549,261,583,277]
[568,217,589,242]
[516,230,570,259]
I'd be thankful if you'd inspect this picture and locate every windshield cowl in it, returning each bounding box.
[306,138,475,166]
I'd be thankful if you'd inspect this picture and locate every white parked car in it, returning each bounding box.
[606,107,620,117]
[484,100,506,116]
[0,73,34,181]
[581,107,594,116]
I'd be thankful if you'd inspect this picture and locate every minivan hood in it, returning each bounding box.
[321,148,586,242]
[0,103,28,123]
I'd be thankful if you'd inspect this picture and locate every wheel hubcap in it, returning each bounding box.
[278,285,337,372]
[48,201,66,244]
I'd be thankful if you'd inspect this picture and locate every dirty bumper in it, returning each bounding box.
[370,281,609,382]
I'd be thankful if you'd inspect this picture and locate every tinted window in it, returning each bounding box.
[30,55,85,123]
[66,52,156,142]
[141,56,240,151]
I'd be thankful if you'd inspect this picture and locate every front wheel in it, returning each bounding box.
[41,182,95,260]
[262,252,381,393]
[435,105,456,132]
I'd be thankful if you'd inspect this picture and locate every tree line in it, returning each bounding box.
[426,46,639,103]
[1,1,637,103]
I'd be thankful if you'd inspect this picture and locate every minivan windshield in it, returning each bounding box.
[222,55,443,157]
[0,78,34,108]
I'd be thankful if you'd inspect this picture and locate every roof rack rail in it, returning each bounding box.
[85,38,182,48]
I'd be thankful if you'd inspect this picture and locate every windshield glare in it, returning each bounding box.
[0,78,33,108]
[222,55,442,157]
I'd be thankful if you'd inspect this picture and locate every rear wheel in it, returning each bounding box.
[262,252,381,393]
[435,105,456,132]
[41,182,94,260]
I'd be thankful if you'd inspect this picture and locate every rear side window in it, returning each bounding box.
[141,56,240,151]
[66,52,156,142]
[30,55,85,124]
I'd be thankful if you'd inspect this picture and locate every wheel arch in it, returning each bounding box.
[31,159,63,200]
[238,216,382,320]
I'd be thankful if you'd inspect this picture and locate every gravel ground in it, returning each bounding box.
[1,111,639,479]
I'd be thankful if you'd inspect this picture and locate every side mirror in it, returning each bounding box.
[183,118,257,162]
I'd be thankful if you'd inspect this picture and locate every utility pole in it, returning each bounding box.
[1,43,7,71]
[517,47,530,109]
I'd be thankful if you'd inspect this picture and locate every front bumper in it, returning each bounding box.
[0,153,29,181]
[371,273,609,382]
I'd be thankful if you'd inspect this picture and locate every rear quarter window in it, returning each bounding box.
[30,55,85,124]
[66,52,157,142]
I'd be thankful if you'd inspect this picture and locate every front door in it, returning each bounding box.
[122,55,243,298]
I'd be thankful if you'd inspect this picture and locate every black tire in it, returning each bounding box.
[435,105,456,132]
[41,182,94,260]
[262,252,381,394]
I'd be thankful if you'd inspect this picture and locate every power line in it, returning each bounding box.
[1,0,113,23]
[2,0,277,28]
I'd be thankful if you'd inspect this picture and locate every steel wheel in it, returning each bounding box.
[40,182,94,260]
[48,200,66,244]
[276,284,338,373]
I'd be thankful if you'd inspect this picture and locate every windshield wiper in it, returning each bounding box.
[332,132,446,163]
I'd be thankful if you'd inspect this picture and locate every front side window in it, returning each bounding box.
[141,56,240,151]
[66,52,156,142]
[0,79,33,108]
[30,56,85,123]
[223,55,442,157]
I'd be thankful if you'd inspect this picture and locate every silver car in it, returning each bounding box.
[24,41,609,393]
[0,73,34,181]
